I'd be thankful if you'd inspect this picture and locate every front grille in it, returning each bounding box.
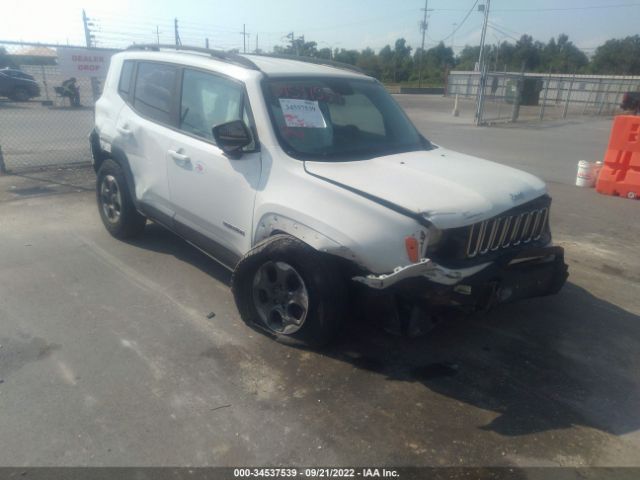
[465,207,549,258]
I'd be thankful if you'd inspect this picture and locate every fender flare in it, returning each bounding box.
[90,129,140,210]
[98,143,141,211]
[253,213,363,267]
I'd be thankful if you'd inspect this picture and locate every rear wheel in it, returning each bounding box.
[232,234,346,347]
[10,87,29,102]
[96,159,146,239]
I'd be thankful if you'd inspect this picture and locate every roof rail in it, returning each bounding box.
[248,53,366,75]
[126,44,261,71]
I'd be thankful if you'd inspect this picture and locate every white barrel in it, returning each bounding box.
[576,160,599,187]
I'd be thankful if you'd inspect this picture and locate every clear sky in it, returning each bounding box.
[2,0,639,54]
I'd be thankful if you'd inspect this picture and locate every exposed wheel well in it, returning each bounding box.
[90,130,109,173]
[266,229,363,279]
[90,133,140,211]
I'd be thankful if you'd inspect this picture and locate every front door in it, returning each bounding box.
[167,68,261,264]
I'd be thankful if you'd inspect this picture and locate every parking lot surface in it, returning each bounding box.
[1,95,639,467]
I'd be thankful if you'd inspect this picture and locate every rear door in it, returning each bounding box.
[115,61,179,221]
[167,68,261,263]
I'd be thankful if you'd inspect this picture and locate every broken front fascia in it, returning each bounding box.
[352,258,491,289]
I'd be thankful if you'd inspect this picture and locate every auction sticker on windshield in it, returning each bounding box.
[279,99,327,128]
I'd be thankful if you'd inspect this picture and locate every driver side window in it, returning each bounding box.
[179,69,250,146]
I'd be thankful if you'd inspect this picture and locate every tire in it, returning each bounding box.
[231,234,346,348]
[96,159,146,239]
[10,87,30,102]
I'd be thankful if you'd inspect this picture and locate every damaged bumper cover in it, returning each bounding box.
[353,245,568,308]
[352,258,491,289]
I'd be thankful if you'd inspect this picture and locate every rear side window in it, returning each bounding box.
[118,60,134,96]
[133,62,177,124]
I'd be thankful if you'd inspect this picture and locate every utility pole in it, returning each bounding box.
[477,0,491,74]
[82,10,93,47]
[174,18,181,47]
[155,26,160,45]
[255,34,258,53]
[240,25,251,53]
[417,0,429,88]
[82,10,100,102]
[206,38,209,49]
[475,0,491,125]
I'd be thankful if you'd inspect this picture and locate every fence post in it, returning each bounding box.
[443,65,450,96]
[562,73,576,119]
[82,10,101,103]
[475,65,488,126]
[496,66,507,120]
[539,69,551,121]
[40,64,51,103]
[0,145,7,175]
[597,79,611,115]
[511,69,525,123]
[613,77,626,115]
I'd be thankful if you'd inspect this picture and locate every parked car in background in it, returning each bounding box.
[0,68,40,101]
[620,91,640,115]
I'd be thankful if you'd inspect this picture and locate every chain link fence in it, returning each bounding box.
[447,70,640,126]
[0,41,119,173]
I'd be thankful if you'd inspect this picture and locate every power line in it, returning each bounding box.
[493,2,640,11]
[439,0,480,43]
[487,23,520,43]
[487,22,600,52]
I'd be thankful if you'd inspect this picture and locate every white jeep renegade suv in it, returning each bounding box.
[91,45,568,346]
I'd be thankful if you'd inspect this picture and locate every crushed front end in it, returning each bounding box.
[353,195,568,311]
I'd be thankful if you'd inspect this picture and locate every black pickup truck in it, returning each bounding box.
[620,91,640,114]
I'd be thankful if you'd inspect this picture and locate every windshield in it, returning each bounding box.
[264,77,430,161]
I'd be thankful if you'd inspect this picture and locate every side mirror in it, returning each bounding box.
[212,120,253,157]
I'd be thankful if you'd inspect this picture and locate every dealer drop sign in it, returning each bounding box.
[57,47,118,79]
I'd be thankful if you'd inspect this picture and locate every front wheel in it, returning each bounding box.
[231,235,346,347]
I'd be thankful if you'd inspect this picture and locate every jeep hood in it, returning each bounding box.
[304,148,547,229]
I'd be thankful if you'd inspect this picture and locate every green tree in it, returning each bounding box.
[316,48,332,60]
[378,44,394,81]
[414,42,454,83]
[273,40,318,57]
[590,35,640,75]
[513,34,543,71]
[356,47,381,78]
[456,45,481,70]
[541,34,588,73]
[333,48,360,65]
[393,38,413,82]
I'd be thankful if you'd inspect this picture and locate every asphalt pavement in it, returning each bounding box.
[0,96,639,468]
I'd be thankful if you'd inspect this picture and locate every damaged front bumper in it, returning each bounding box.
[352,258,491,289]
[353,245,568,308]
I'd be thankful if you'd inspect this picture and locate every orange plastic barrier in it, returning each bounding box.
[596,115,640,199]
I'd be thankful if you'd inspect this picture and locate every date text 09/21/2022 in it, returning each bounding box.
[233,468,400,478]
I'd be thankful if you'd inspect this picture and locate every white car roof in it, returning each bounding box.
[241,54,366,79]
[117,46,367,80]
